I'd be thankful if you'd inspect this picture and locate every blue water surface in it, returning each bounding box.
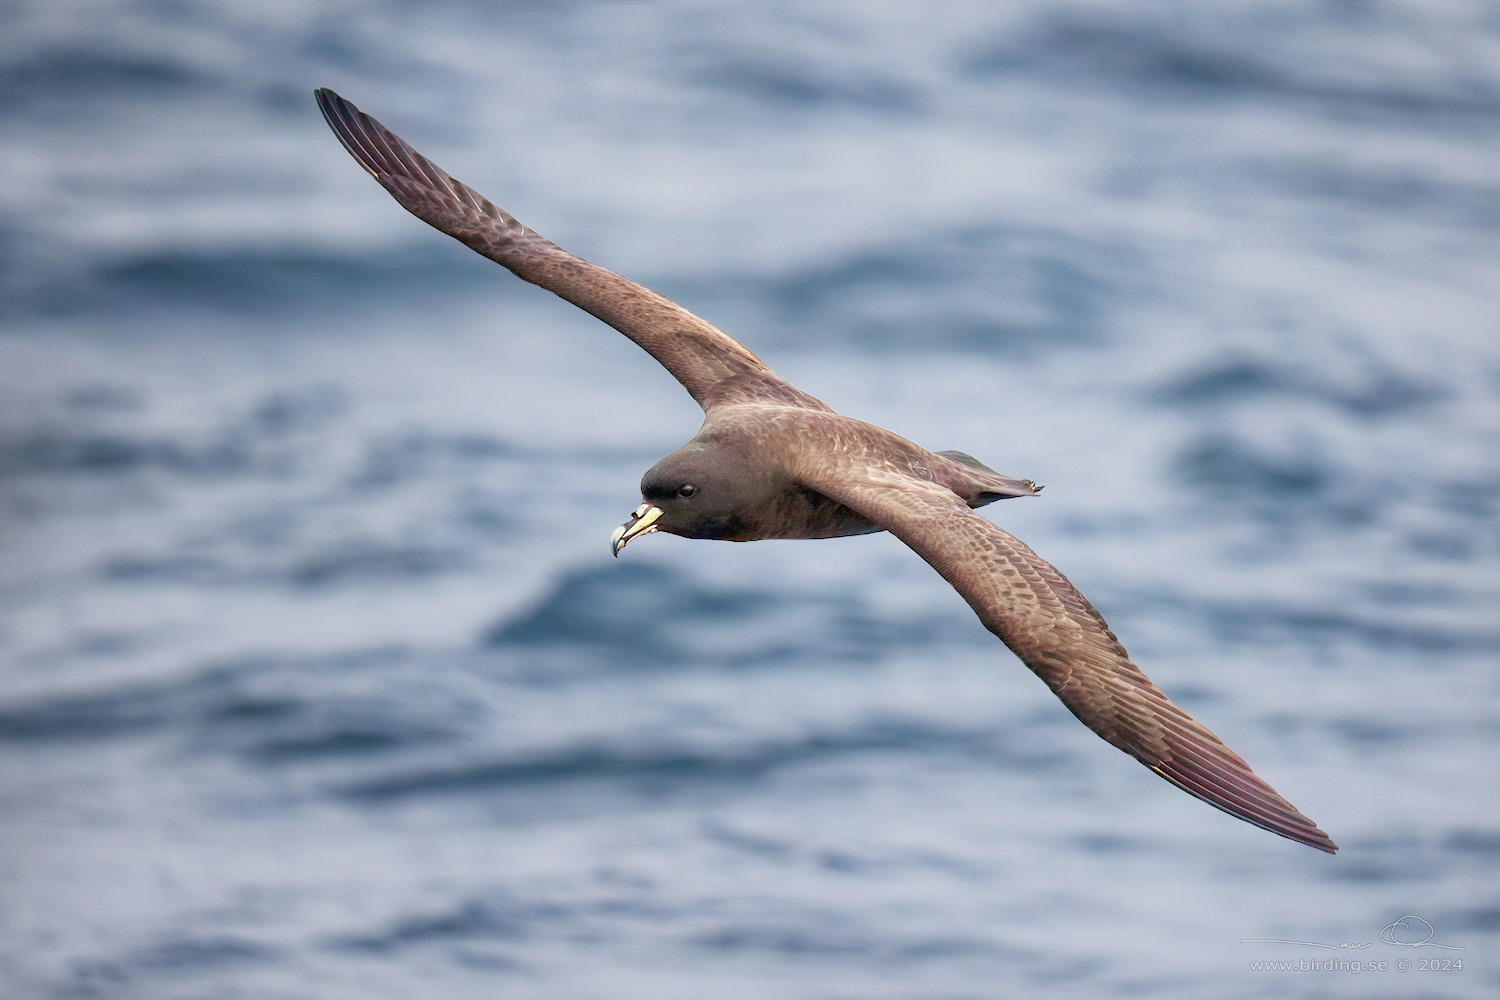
[2,1,1498,998]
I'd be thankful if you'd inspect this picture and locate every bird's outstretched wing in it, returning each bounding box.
[315,88,797,410]
[805,470,1337,853]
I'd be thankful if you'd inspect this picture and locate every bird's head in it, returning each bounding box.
[610,441,772,554]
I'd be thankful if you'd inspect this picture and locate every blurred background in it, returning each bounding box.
[2,1,1497,997]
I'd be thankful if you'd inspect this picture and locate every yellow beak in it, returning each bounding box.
[610,503,664,557]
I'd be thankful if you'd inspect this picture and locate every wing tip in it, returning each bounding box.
[314,87,527,236]
[1149,762,1338,854]
[313,87,384,180]
[312,87,349,130]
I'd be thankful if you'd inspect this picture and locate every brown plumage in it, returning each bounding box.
[315,88,1336,854]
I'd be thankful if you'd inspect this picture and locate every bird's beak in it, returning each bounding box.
[989,476,1043,499]
[610,503,664,557]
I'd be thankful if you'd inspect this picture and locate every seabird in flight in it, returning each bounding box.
[315,88,1336,853]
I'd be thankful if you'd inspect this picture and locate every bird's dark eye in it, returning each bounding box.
[676,484,697,498]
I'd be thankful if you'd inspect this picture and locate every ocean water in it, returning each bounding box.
[2,1,1498,997]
